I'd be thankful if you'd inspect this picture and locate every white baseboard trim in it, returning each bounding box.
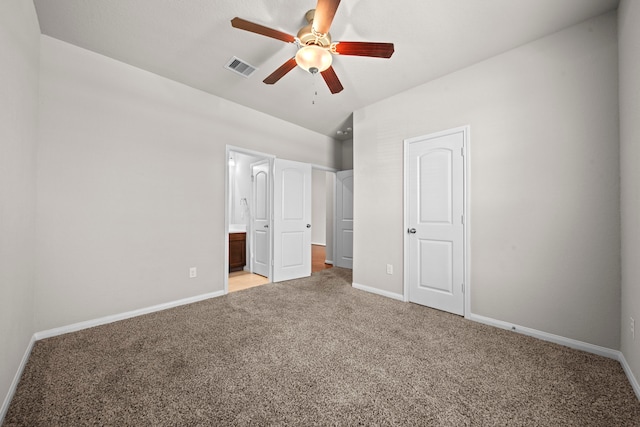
[324,260,333,265]
[1,335,36,424]
[618,352,640,400]
[466,313,619,359]
[352,282,404,301]
[311,242,326,247]
[34,290,225,341]
[467,313,640,400]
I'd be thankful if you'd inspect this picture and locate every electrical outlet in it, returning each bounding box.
[386,264,393,275]
[631,317,635,339]
[189,267,197,279]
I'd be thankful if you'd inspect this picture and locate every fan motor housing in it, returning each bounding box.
[297,9,332,47]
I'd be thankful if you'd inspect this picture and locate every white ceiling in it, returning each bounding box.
[32,0,619,140]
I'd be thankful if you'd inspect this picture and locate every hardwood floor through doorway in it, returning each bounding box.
[312,244,332,273]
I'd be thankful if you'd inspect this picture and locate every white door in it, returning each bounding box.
[335,170,353,269]
[251,160,270,278]
[406,128,466,315]
[273,159,312,282]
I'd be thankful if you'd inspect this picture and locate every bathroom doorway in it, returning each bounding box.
[225,146,337,294]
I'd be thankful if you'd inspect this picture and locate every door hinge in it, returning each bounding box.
[461,147,464,157]
[461,283,465,293]
[461,215,464,225]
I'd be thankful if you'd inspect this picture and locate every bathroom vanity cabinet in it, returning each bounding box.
[229,232,246,272]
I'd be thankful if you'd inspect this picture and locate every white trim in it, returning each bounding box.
[226,146,276,291]
[311,242,326,247]
[403,125,470,313]
[618,352,640,400]
[402,136,410,303]
[311,164,338,173]
[352,282,404,301]
[324,260,334,265]
[467,312,640,400]
[34,291,224,340]
[466,313,619,359]
[0,335,36,424]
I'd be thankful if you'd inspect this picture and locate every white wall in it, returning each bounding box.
[312,169,327,245]
[229,151,262,226]
[353,12,620,349]
[0,0,40,417]
[619,0,640,384]
[35,36,340,331]
[325,172,336,264]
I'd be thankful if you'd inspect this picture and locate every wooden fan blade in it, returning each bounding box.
[334,41,395,58]
[321,66,344,94]
[313,0,341,34]
[231,17,295,43]
[263,58,298,85]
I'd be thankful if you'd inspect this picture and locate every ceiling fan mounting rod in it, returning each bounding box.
[297,9,332,47]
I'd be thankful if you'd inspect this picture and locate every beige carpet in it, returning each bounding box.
[4,267,640,426]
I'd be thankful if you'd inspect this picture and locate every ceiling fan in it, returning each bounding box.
[230,0,394,94]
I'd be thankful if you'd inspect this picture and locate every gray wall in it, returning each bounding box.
[353,12,620,349]
[35,36,341,331]
[325,172,336,264]
[229,151,262,227]
[0,1,39,416]
[312,169,327,246]
[619,0,640,385]
[341,139,353,170]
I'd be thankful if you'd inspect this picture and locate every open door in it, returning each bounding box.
[335,170,354,269]
[272,159,312,282]
[251,160,270,278]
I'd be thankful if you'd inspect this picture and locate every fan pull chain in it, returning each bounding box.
[312,72,319,105]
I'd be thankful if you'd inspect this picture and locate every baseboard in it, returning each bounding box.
[466,313,619,359]
[618,352,640,400]
[311,242,326,247]
[324,260,333,265]
[1,335,36,424]
[352,282,404,301]
[35,290,225,340]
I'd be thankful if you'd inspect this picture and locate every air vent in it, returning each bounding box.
[225,57,258,78]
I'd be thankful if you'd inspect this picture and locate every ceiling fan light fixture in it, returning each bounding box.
[295,45,332,74]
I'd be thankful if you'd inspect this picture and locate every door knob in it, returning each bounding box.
[306,224,311,228]
[408,228,417,234]
[264,224,269,228]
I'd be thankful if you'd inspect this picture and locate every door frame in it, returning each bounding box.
[225,145,274,294]
[224,145,338,294]
[402,126,471,316]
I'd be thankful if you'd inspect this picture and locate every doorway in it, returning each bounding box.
[404,126,469,316]
[225,146,337,293]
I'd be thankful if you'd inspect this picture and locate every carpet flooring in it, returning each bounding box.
[4,267,640,426]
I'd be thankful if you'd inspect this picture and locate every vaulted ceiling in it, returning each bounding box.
[33,0,619,140]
